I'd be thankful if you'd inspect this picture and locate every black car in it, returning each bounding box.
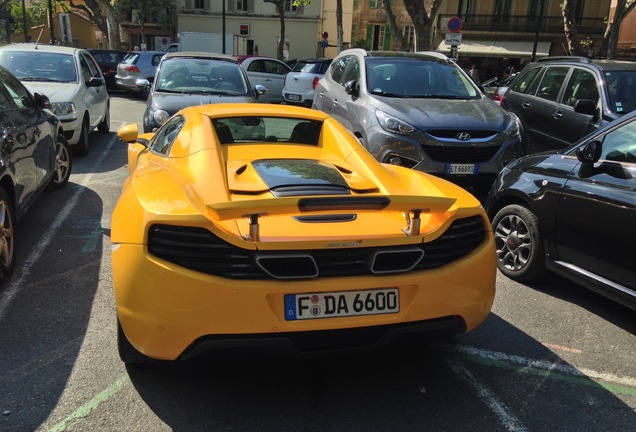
[502,56,636,153]
[0,65,72,280]
[485,110,636,311]
[141,52,265,132]
[88,49,129,90]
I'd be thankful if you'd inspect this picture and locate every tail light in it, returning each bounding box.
[125,65,141,73]
[492,89,501,102]
[312,76,320,89]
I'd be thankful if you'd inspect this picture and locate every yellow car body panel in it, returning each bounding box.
[112,103,496,361]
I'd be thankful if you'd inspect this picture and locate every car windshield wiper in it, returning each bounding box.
[371,91,404,97]
[19,77,58,82]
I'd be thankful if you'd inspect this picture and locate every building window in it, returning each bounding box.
[493,0,512,23]
[230,0,253,12]
[366,25,389,51]
[458,0,476,21]
[194,0,204,9]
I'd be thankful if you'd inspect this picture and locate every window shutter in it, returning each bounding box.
[383,26,391,50]
[204,0,210,11]
[370,0,377,8]
[228,0,235,12]
[248,0,255,12]
[366,24,373,50]
[185,0,192,10]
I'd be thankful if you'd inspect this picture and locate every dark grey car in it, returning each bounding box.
[502,56,636,153]
[142,52,266,132]
[312,49,524,191]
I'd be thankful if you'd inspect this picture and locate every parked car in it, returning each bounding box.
[502,56,636,153]
[141,52,265,132]
[282,58,332,106]
[0,65,72,280]
[481,74,516,105]
[87,49,129,90]
[112,103,496,364]
[115,50,165,98]
[0,43,110,156]
[486,109,636,311]
[312,49,525,192]
[236,56,291,103]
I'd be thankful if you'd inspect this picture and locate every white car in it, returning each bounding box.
[283,58,332,107]
[236,56,291,104]
[0,44,110,156]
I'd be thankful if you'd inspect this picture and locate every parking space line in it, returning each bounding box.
[444,356,528,432]
[0,135,118,322]
[47,374,129,432]
[440,343,636,396]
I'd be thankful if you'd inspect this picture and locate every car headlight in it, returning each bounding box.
[50,102,75,116]
[153,110,170,126]
[375,110,415,135]
[502,114,521,140]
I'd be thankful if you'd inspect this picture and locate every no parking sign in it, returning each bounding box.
[447,17,463,33]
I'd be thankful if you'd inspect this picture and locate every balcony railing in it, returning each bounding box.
[437,14,606,36]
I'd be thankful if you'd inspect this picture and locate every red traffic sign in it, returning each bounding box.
[447,17,463,33]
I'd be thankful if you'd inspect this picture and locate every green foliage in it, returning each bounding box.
[115,0,172,29]
[10,0,69,34]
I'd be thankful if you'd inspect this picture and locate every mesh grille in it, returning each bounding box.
[421,144,500,163]
[147,215,486,279]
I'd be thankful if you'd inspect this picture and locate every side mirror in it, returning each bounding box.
[135,78,150,90]
[576,140,602,164]
[117,123,140,144]
[344,79,358,95]
[254,84,267,99]
[573,99,598,119]
[33,92,51,110]
[87,77,105,87]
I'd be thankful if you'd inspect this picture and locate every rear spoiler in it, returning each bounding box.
[207,195,456,240]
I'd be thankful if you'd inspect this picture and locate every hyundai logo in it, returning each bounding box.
[457,132,471,141]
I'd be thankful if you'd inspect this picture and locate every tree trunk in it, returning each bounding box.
[402,0,442,52]
[562,0,586,56]
[278,3,285,60]
[336,0,343,53]
[383,0,409,51]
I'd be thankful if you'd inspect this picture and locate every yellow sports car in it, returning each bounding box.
[112,103,495,364]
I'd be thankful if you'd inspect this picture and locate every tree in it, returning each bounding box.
[382,0,410,51]
[563,0,636,59]
[601,0,636,59]
[401,0,443,51]
[66,0,119,48]
[336,0,343,53]
[262,0,311,60]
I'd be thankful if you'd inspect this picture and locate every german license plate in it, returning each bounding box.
[287,94,301,101]
[284,288,399,321]
[445,163,478,175]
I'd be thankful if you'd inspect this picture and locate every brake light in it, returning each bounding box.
[125,65,141,73]
[312,76,320,89]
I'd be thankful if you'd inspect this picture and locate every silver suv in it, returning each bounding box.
[312,49,524,191]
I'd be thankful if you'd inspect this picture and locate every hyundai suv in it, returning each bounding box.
[312,49,524,192]
[502,56,636,153]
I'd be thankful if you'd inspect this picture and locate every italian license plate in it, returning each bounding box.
[284,288,399,321]
[287,94,301,101]
[445,163,478,175]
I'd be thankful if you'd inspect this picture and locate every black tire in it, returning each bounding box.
[97,104,110,134]
[0,188,16,282]
[492,204,546,282]
[73,116,90,156]
[117,319,150,365]
[47,136,72,190]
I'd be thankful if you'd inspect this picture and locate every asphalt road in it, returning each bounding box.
[0,92,634,432]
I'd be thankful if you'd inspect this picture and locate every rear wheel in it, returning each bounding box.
[117,319,150,365]
[0,188,16,282]
[47,136,72,190]
[492,204,546,282]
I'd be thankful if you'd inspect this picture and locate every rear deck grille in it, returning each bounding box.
[147,215,487,279]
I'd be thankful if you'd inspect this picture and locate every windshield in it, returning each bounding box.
[604,70,636,115]
[365,57,479,99]
[0,51,77,83]
[155,58,250,95]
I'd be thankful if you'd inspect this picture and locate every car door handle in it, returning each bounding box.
[552,111,563,119]
[521,101,531,109]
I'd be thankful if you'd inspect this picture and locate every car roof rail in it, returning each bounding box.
[536,56,592,63]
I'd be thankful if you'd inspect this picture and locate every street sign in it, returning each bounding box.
[447,17,463,33]
[445,32,462,45]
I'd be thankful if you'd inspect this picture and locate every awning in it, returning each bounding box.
[437,39,552,58]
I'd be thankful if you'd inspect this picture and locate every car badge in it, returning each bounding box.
[457,132,471,141]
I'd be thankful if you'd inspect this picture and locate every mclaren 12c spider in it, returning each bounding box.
[112,103,496,364]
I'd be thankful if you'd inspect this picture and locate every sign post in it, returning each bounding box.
[446,17,463,62]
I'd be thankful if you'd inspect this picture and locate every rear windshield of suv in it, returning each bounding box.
[293,61,331,74]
